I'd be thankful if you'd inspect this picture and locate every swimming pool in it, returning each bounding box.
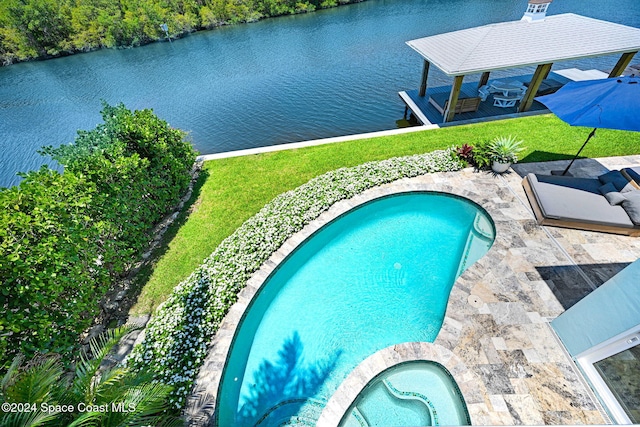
[339,361,471,427]
[216,192,494,426]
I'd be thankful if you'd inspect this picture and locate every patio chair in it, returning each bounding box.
[478,85,490,101]
[522,168,640,236]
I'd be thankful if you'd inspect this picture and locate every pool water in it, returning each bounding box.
[339,361,471,427]
[217,192,494,426]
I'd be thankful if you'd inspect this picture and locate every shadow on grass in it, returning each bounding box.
[116,167,211,320]
[511,155,611,179]
[238,332,341,426]
[520,150,577,164]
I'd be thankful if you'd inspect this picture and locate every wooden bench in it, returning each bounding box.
[428,93,481,116]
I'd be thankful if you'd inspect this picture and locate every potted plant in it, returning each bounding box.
[489,135,524,173]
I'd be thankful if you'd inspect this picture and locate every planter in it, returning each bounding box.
[491,161,511,174]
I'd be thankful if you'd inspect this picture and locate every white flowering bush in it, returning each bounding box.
[128,148,465,409]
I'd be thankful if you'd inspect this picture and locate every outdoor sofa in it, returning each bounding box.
[522,167,640,236]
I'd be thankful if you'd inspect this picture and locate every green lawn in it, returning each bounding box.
[129,114,640,315]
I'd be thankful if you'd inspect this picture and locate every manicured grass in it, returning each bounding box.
[129,114,640,315]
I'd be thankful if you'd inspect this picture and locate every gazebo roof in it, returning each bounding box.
[406,13,640,76]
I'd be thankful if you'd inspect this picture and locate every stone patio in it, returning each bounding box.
[186,155,640,426]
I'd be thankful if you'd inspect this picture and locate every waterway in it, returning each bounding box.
[1,0,638,187]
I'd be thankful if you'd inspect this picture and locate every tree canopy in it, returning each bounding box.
[0,0,353,64]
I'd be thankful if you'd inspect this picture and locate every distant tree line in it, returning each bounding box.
[0,0,360,65]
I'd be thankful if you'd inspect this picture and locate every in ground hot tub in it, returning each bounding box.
[339,360,471,427]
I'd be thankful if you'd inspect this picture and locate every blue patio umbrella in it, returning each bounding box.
[536,75,640,175]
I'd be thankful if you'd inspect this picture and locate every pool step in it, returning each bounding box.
[350,407,370,427]
[456,212,494,276]
[255,397,326,427]
[279,415,318,426]
[382,379,440,426]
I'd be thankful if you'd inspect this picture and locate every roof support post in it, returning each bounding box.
[444,75,464,122]
[419,60,431,97]
[478,71,490,88]
[518,63,552,113]
[608,51,637,77]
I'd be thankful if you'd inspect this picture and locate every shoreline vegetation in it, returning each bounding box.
[0,0,364,65]
[0,103,197,368]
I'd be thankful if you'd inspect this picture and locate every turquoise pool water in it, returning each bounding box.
[339,361,471,427]
[217,192,494,426]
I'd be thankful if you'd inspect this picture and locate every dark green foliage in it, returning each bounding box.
[0,169,107,362]
[456,136,525,169]
[0,0,356,64]
[42,102,197,275]
[0,326,182,427]
[0,102,196,368]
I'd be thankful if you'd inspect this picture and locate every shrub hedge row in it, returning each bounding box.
[0,103,197,367]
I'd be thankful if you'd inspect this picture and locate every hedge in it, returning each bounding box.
[0,103,197,367]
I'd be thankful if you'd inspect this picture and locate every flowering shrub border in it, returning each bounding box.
[129,148,466,408]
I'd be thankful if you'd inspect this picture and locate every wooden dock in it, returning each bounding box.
[399,71,573,126]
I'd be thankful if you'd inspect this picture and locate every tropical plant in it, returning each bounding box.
[0,168,108,363]
[0,326,182,427]
[41,102,197,277]
[467,139,492,169]
[488,135,524,164]
[455,143,473,164]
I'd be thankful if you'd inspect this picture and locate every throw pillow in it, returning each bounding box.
[598,183,626,206]
[598,170,635,193]
[621,191,640,225]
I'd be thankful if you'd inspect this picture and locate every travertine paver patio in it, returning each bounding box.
[186,155,640,426]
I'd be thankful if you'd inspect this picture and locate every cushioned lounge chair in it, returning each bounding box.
[522,168,640,236]
[523,78,564,96]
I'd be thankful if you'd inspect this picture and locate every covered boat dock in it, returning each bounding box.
[400,6,640,125]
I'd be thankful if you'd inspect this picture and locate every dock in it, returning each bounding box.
[398,69,605,126]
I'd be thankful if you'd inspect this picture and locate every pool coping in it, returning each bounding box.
[187,158,640,426]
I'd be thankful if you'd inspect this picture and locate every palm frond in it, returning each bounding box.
[2,356,63,405]
[66,410,103,427]
[72,325,139,404]
[1,355,24,395]
[101,381,181,427]
[0,409,60,427]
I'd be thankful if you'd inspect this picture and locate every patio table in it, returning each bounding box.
[489,81,526,96]
[489,80,526,107]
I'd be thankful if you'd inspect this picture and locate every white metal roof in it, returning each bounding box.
[406,13,640,76]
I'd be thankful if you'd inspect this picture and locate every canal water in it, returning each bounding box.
[1,0,638,187]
